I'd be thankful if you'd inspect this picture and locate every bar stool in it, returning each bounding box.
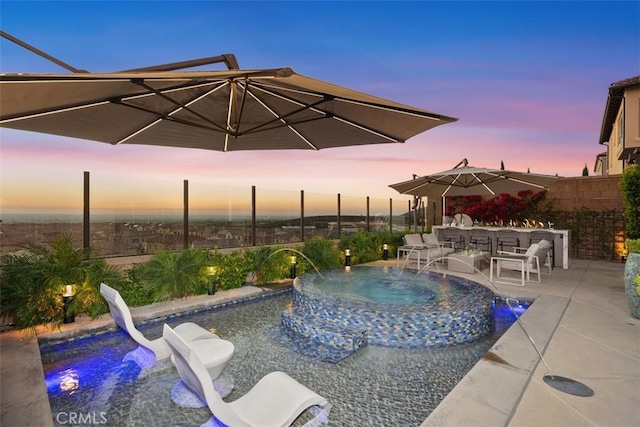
[496,229,520,253]
[443,227,465,249]
[529,230,555,268]
[470,229,492,254]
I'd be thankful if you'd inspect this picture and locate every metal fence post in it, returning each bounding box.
[337,193,341,239]
[252,186,256,246]
[183,179,189,249]
[83,171,90,252]
[389,198,393,233]
[366,196,370,232]
[301,190,305,242]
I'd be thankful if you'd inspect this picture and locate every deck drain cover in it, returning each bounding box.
[543,375,594,397]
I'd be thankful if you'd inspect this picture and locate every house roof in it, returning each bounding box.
[598,75,640,144]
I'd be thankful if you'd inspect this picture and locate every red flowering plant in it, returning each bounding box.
[445,190,547,225]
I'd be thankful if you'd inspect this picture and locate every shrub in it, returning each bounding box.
[0,251,61,330]
[620,164,640,239]
[246,246,292,284]
[208,249,254,291]
[132,248,213,301]
[338,231,403,265]
[626,239,640,254]
[447,190,548,224]
[0,234,123,330]
[301,237,341,271]
[114,276,155,307]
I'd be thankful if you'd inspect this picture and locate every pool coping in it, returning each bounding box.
[420,293,568,426]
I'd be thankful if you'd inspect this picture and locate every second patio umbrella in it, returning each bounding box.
[389,158,560,199]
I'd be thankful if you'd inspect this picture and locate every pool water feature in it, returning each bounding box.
[282,267,495,360]
[40,289,527,426]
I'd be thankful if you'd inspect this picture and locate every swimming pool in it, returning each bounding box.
[40,289,526,426]
[286,267,495,352]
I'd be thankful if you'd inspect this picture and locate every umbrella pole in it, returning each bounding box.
[0,30,87,73]
[442,196,446,224]
[413,196,420,233]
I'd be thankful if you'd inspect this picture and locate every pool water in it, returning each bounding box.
[40,291,527,426]
[297,267,443,304]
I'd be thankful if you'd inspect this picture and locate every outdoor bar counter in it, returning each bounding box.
[432,226,570,269]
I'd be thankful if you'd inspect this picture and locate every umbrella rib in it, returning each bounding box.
[243,84,318,149]
[241,83,401,143]
[110,100,224,140]
[0,78,198,121]
[253,81,445,121]
[117,82,231,143]
[236,84,329,135]
[0,100,110,123]
[130,79,229,133]
[472,171,548,190]
[499,175,548,189]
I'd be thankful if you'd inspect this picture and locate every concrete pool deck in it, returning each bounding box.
[1,259,638,426]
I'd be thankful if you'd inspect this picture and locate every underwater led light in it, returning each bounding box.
[59,369,79,394]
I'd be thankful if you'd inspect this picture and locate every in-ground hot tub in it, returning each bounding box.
[282,266,495,350]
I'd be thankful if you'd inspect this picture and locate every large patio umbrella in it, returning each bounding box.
[0,41,457,151]
[389,158,560,198]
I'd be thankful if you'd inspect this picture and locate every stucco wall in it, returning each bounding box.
[547,175,624,211]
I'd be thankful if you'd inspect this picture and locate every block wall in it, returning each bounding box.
[547,176,624,212]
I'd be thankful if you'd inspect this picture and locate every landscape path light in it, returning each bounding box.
[62,284,76,324]
[207,266,218,295]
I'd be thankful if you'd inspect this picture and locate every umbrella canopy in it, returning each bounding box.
[0,66,457,151]
[390,159,560,199]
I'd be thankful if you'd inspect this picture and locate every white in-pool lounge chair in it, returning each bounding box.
[100,283,233,379]
[163,324,331,427]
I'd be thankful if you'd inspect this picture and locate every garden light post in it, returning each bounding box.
[62,284,76,324]
[207,266,218,295]
[290,256,297,279]
[345,249,351,267]
[383,244,389,260]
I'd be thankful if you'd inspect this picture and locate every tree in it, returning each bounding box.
[620,164,640,239]
[582,163,589,176]
[500,160,505,170]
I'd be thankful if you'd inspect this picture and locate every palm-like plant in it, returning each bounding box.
[76,258,123,318]
[0,251,61,330]
[248,246,292,284]
[0,234,123,330]
[133,248,213,301]
[301,237,341,270]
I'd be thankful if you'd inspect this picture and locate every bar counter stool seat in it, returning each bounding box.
[469,229,492,254]
[443,227,465,249]
[496,229,520,253]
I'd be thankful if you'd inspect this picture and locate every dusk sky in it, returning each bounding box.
[1,1,639,214]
